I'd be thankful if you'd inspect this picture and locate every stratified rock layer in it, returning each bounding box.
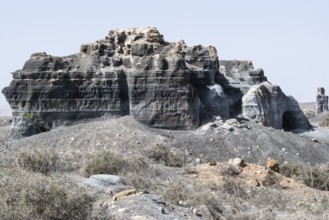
[2,27,310,138]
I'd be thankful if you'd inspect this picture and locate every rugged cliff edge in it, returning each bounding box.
[2,27,310,138]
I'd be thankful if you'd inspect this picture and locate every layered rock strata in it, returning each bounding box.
[2,27,311,137]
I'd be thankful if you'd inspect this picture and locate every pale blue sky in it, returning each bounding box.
[1,0,328,106]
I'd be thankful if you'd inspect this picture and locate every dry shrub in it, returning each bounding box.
[303,109,315,119]
[146,145,184,167]
[0,168,94,220]
[219,164,241,176]
[0,168,31,220]
[222,178,247,199]
[120,157,160,191]
[17,148,79,174]
[303,166,329,191]
[280,163,329,191]
[226,212,257,220]
[319,113,329,127]
[249,187,289,211]
[162,181,222,211]
[25,174,94,219]
[18,149,60,175]
[83,150,127,177]
[162,181,192,205]
[83,151,160,191]
[280,163,303,178]
[261,172,282,188]
[183,165,199,174]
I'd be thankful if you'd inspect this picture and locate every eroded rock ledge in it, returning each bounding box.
[2,27,310,138]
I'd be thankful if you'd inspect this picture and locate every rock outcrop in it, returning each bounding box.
[242,82,311,130]
[316,87,328,114]
[2,27,311,138]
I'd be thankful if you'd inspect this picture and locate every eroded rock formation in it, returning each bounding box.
[2,27,311,138]
[316,87,328,114]
[242,82,310,130]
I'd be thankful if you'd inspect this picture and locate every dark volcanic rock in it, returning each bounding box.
[2,27,310,138]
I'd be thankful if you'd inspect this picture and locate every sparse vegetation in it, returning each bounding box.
[280,163,329,191]
[146,145,184,167]
[219,164,241,176]
[0,168,94,220]
[303,109,315,119]
[1,116,329,219]
[83,150,161,191]
[222,178,248,199]
[261,172,282,188]
[18,149,61,174]
[319,113,329,127]
[18,148,80,174]
[162,181,223,218]
[83,150,128,177]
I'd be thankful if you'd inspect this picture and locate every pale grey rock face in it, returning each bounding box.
[242,82,311,130]
[2,27,311,138]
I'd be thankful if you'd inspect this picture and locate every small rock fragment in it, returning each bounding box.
[113,188,138,201]
[228,158,245,167]
[266,159,280,173]
[209,161,217,166]
[222,123,234,131]
[193,208,202,216]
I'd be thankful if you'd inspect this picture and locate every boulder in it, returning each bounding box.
[85,174,126,192]
[228,158,246,167]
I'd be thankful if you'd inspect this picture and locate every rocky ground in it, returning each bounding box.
[1,105,329,219]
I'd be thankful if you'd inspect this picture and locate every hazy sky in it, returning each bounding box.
[1,0,328,106]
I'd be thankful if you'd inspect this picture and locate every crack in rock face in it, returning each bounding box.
[1,27,310,138]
